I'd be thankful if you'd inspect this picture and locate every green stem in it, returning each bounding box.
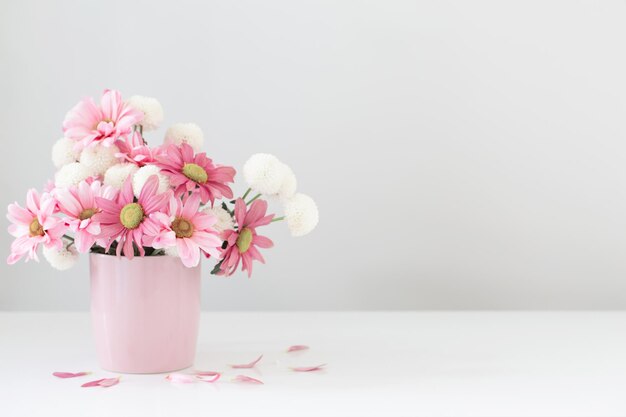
[221,201,234,216]
[246,193,261,205]
[134,124,146,144]
[62,234,75,249]
[241,188,252,201]
[271,216,285,222]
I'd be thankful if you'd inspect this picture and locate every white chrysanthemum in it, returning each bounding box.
[284,193,319,237]
[277,163,297,201]
[52,137,80,168]
[202,205,234,233]
[79,143,120,176]
[104,163,139,190]
[164,123,204,151]
[127,95,164,131]
[243,153,289,195]
[43,245,79,271]
[132,164,170,196]
[55,162,91,188]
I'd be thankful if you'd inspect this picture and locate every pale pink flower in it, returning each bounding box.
[116,131,162,167]
[155,143,235,205]
[55,180,118,253]
[63,89,143,150]
[144,193,222,267]
[43,180,60,212]
[6,190,67,264]
[43,180,56,193]
[219,198,274,277]
[93,175,170,259]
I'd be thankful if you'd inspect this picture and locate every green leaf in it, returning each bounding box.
[210,260,223,275]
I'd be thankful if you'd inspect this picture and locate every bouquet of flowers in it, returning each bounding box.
[6,89,319,277]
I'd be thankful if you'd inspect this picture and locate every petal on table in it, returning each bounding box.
[166,373,196,384]
[290,364,326,372]
[286,345,309,353]
[52,371,90,378]
[81,377,120,388]
[81,378,105,387]
[195,371,221,383]
[98,377,120,387]
[230,354,263,369]
[232,375,264,384]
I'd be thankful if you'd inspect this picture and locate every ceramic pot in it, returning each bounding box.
[90,253,201,373]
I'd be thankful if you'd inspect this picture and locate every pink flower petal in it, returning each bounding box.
[195,371,221,383]
[98,377,120,387]
[53,371,90,378]
[166,373,197,384]
[230,354,263,369]
[81,379,105,387]
[287,345,309,353]
[290,364,326,372]
[81,377,119,388]
[232,375,264,384]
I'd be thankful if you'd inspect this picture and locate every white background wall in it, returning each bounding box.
[1,0,626,310]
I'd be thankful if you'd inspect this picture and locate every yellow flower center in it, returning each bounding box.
[79,208,96,220]
[182,163,208,184]
[119,203,144,229]
[236,228,253,254]
[172,217,194,238]
[29,218,44,237]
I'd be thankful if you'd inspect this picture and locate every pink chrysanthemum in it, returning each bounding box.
[94,175,170,259]
[144,193,222,267]
[63,89,143,150]
[156,143,236,205]
[219,198,274,277]
[55,180,118,253]
[6,190,67,264]
[116,131,162,167]
[43,180,56,193]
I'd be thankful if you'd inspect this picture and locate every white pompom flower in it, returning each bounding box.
[284,193,319,237]
[202,205,234,233]
[43,244,79,271]
[79,143,120,176]
[163,123,204,151]
[55,162,91,188]
[132,164,170,196]
[52,137,80,168]
[277,163,297,201]
[104,163,139,190]
[126,95,164,131]
[243,153,289,195]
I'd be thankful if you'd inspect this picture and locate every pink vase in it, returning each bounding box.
[90,253,201,373]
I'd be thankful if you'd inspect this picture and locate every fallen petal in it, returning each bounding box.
[232,375,264,384]
[98,377,120,388]
[230,354,263,369]
[287,345,309,353]
[195,370,220,376]
[81,377,120,388]
[81,378,105,387]
[196,372,221,383]
[166,373,197,384]
[290,364,326,372]
[53,371,90,378]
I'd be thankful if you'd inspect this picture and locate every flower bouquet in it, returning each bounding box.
[6,89,319,372]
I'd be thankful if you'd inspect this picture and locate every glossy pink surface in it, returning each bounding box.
[90,254,201,373]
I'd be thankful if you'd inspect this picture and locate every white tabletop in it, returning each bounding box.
[1,311,625,417]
